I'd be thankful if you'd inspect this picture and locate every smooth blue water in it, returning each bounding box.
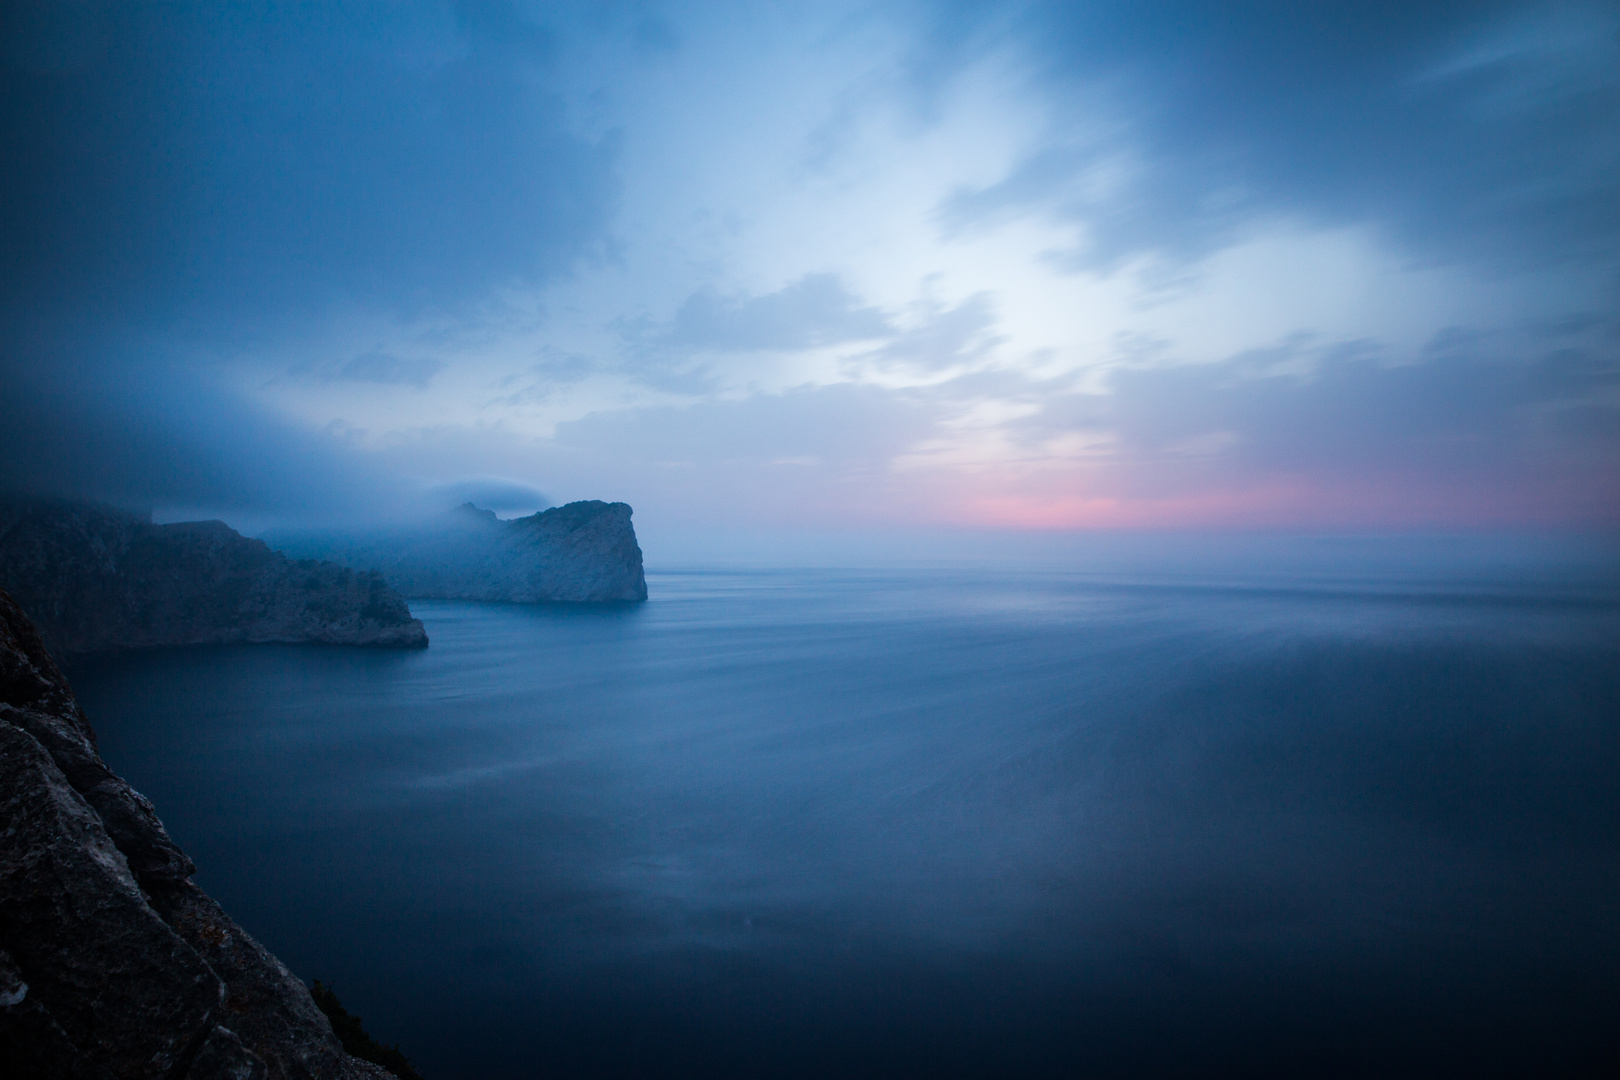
[69,564,1620,1078]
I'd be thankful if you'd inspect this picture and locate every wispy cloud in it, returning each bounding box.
[2,1,1614,533]
[334,350,446,389]
[629,274,893,353]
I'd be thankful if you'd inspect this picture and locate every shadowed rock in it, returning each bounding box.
[0,588,397,1079]
[0,498,427,657]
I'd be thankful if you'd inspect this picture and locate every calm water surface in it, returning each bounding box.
[70,564,1620,1078]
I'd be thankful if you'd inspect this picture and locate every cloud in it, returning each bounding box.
[0,0,620,344]
[926,0,1620,274]
[487,346,601,405]
[556,382,935,468]
[635,274,893,353]
[980,323,1620,526]
[532,309,1620,529]
[2,1,1615,535]
[334,350,446,389]
[428,477,551,515]
[0,0,623,525]
[0,356,412,526]
[853,292,1005,374]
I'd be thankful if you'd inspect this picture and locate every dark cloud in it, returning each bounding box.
[0,357,410,524]
[930,0,1620,275]
[0,0,620,344]
[0,0,623,519]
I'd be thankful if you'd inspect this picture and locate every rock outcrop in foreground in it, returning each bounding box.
[276,500,648,603]
[0,588,396,1079]
[0,498,427,656]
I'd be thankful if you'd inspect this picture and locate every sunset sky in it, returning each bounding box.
[3,0,1616,540]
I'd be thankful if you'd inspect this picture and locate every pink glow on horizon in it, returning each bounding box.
[924,471,1620,532]
[952,486,1313,531]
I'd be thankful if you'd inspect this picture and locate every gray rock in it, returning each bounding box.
[0,588,392,1079]
[0,705,221,1077]
[0,498,427,656]
[186,1025,272,1080]
[275,500,648,603]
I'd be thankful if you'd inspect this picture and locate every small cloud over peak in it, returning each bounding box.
[428,477,551,517]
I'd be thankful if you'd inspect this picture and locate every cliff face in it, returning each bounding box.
[276,500,648,604]
[0,499,427,656]
[0,588,395,1079]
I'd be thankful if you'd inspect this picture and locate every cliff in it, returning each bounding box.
[274,500,648,604]
[0,588,398,1079]
[0,498,427,656]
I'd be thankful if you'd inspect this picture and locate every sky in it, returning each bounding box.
[1,0,1617,543]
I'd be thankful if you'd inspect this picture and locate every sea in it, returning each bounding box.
[67,542,1620,1078]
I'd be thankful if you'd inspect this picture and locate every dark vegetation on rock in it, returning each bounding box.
[310,982,424,1080]
[270,500,648,603]
[0,497,427,657]
[0,587,408,1078]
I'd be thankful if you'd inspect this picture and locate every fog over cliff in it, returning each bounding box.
[1,1,1616,543]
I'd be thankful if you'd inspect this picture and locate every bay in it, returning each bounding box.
[68,560,1620,1078]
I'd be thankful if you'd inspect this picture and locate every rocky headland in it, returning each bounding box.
[272,500,648,604]
[0,587,400,1079]
[0,498,427,657]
